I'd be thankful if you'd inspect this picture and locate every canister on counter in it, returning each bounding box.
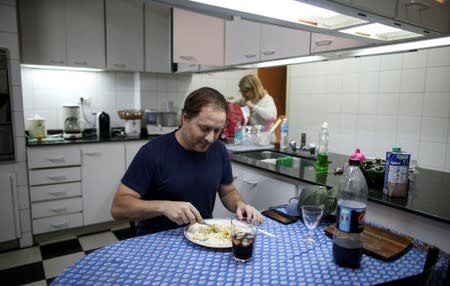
[383,147,410,198]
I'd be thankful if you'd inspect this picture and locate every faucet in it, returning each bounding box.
[289,140,316,156]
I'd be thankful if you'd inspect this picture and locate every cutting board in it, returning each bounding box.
[324,224,412,261]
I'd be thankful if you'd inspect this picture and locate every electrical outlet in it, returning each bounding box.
[80,97,90,106]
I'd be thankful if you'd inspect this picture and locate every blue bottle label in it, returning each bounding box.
[336,201,366,233]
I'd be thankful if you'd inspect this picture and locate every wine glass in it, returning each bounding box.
[301,204,324,245]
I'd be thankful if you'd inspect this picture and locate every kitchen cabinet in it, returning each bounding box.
[125,140,147,168]
[396,0,450,34]
[145,2,172,73]
[225,18,310,65]
[329,0,396,18]
[260,23,310,61]
[19,0,105,68]
[225,17,261,65]
[27,145,83,234]
[106,0,144,71]
[81,143,125,225]
[310,33,366,54]
[173,8,225,66]
[213,163,305,218]
[0,173,20,242]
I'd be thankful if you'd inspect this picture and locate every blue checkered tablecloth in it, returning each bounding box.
[53,218,428,286]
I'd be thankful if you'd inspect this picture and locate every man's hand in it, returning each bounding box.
[235,203,263,225]
[162,201,203,225]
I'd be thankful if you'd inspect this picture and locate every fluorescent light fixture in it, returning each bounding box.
[191,0,366,29]
[21,64,104,72]
[340,23,423,41]
[237,55,327,68]
[342,35,450,57]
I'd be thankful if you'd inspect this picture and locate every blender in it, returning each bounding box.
[63,104,82,139]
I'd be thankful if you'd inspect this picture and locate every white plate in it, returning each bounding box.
[184,218,232,249]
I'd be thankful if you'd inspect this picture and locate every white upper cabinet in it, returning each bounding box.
[106,0,144,71]
[19,0,105,68]
[396,0,450,34]
[329,0,396,18]
[66,0,105,68]
[173,8,225,66]
[225,18,311,65]
[310,33,365,54]
[19,0,67,66]
[225,17,261,65]
[260,23,310,61]
[145,2,171,73]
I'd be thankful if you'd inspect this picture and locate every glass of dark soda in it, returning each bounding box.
[231,218,256,262]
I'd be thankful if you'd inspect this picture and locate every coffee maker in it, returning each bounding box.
[63,104,82,139]
[96,111,110,139]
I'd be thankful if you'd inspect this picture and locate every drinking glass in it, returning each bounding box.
[231,218,256,262]
[301,204,324,245]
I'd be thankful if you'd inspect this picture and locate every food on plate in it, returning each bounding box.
[187,222,232,247]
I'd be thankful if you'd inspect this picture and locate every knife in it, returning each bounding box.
[258,229,278,238]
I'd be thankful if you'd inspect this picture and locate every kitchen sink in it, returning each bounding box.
[235,150,316,169]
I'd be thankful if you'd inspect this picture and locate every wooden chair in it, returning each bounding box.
[376,246,440,286]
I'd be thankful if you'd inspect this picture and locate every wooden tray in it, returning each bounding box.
[324,224,412,261]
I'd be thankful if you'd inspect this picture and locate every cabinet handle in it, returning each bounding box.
[48,59,65,64]
[243,178,258,186]
[47,175,66,181]
[51,222,68,228]
[47,156,65,162]
[51,207,68,213]
[83,152,101,156]
[405,0,430,10]
[113,63,127,68]
[179,56,195,61]
[48,191,67,197]
[315,40,333,46]
[244,54,257,58]
[263,50,276,56]
[73,60,88,66]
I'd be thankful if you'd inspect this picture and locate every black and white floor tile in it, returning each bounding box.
[0,226,134,286]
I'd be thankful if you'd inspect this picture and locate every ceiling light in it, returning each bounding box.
[340,23,423,41]
[190,0,366,29]
[237,55,328,68]
[20,64,104,72]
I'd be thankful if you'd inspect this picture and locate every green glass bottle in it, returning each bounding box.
[315,122,329,173]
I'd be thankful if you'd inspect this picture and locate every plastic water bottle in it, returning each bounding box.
[280,118,288,149]
[234,118,243,144]
[333,158,368,268]
[315,122,329,173]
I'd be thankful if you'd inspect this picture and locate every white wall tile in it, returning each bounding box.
[397,116,421,141]
[398,92,424,116]
[379,70,401,93]
[427,46,450,67]
[359,56,380,72]
[420,117,449,143]
[377,93,399,115]
[358,71,379,93]
[422,92,450,118]
[418,142,446,169]
[400,69,425,93]
[425,66,450,92]
[402,50,427,69]
[380,53,402,70]
[358,92,378,115]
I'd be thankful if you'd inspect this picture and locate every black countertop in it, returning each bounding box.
[229,147,450,225]
[27,136,450,225]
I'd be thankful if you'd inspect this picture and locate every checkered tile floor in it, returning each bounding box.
[0,226,134,286]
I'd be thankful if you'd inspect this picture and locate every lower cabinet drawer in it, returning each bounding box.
[31,197,83,219]
[30,182,81,202]
[32,213,83,234]
[29,167,81,186]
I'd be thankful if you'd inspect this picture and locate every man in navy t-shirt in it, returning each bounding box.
[111,87,263,235]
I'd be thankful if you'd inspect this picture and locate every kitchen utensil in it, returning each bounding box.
[27,114,46,139]
[268,117,283,134]
[63,104,82,139]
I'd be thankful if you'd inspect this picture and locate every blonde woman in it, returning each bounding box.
[238,74,277,126]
